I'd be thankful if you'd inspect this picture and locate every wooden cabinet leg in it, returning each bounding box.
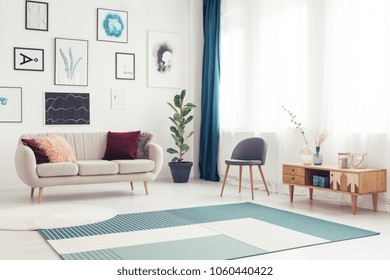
[309,188,313,200]
[289,185,294,202]
[351,194,357,215]
[372,193,379,212]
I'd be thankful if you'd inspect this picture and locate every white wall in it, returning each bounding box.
[0,0,203,187]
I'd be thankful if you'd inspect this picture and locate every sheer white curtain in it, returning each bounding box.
[220,0,390,212]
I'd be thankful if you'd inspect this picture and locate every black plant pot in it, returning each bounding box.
[168,161,193,183]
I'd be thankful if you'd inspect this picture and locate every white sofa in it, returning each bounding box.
[15,132,163,203]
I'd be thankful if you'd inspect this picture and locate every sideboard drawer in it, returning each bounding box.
[283,174,305,185]
[283,166,305,176]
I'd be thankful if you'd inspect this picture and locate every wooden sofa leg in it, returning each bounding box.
[38,187,44,203]
[130,182,134,191]
[143,181,149,195]
[30,187,35,198]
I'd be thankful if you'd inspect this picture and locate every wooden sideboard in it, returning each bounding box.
[282,163,387,214]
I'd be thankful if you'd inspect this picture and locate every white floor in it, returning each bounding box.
[1,178,390,260]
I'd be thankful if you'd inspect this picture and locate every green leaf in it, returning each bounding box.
[180,89,186,102]
[185,131,194,139]
[167,102,179,114]
[184,103,196,109]
[169,117,179,127]
[171,157,179,162]
[180,143,189,152]
[184,115,194,124]
[170,126,180,138]
[166,148,178,154]
[183,107,192,117]
[174,94,181,108]
[174,113,182,123]
[170,134,180,145]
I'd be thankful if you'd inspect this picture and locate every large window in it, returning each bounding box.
[220,0,390,134]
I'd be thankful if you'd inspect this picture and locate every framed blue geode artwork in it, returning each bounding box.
[97,8,128,43]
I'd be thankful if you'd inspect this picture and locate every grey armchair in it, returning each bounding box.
[220,137,270,199]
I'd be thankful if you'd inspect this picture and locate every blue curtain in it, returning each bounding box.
[199,0,221,181]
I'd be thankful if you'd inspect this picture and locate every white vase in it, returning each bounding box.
[301,144,313,165]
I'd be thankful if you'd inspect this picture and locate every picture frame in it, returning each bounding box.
[0,87,22,123]
[115,53,135,80]
[14,47,44,71]
[55,38,88,86]
[44,92,90,125]
[111,89,126,110]
[25,1,48,31]
[148,31,181,88]
[97,8,128,43]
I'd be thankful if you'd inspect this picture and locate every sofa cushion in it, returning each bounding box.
[37,162,79,177]
[75,160,119,176]
[35,135,76,163]
[21,139,50,164]
[112,159,155,174]
[137,132,154,159]
[103,131,141,160]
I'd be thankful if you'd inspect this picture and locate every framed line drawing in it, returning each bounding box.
[97,8,128,43]
[44,92,90,125]
[14,47,44,71]
[0,87,22,123]
[115,53,135,80]
[55,38,88,86]
[148,31,181,88]
[25,1,48,31]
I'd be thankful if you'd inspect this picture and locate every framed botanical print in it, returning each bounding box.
[55,38,88,86]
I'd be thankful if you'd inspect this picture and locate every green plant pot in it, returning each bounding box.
[168,161,193,183]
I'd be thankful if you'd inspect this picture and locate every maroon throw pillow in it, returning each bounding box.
[103,131,141,160]
[21,139,50,164]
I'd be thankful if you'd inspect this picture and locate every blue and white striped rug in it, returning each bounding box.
[38,202,379,260]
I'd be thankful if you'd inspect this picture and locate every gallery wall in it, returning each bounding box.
[0,0,203,187]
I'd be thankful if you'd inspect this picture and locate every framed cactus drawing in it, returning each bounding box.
[54,38,88,86]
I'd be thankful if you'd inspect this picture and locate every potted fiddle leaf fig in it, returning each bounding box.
[167,89,196,183]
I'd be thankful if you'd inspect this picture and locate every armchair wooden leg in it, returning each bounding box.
[143,181,149,195]
[130,182,134,191]
[238,166,243,193]
[258,165,270,195]
[30,187,35,198]
[220,165,230,197]
[38,187,44,203]
[249,165,255,200]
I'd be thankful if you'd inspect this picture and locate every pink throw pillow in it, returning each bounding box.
[35,135,76,163]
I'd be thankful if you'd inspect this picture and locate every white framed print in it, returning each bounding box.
[55,38,88,86]
[115,53,135,80]
[148,31,181,88]
[97,8,128,43]
[0,87,22,123]
[25,1,48,31]
[14,47,44,71]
